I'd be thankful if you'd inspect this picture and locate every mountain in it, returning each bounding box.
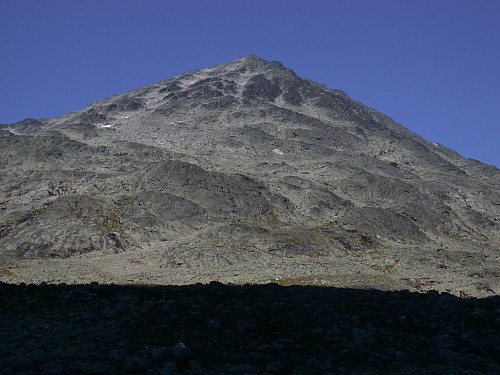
[1,55,498,296]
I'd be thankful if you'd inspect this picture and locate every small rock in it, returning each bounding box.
[439,348,479,370]
[352,328,377,346]
[189,359,202,369]
[12,357,33,371]
[109,348,127,361]
[308,328,323,336]
[272,341,286,353]
[235,319,256,333]
[159,361,178,375]
[171,342,194,363]
[39,361,64,375]
[485,360,500,375]
[385,258,396,267]
[256,344,271,353]
[364,323,376,331]
[394,350,405,358]
[161,301,177,313]
[369,352,390,366]
[432,334,455,349]
[266,361,283,373]
[123,355,150,373]
[307,358,321,367]
[228,364,256,373]
[151,346,171,363]
[78,361,110,374]
[207,318,221,329]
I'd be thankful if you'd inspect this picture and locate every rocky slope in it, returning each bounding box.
[0,55,498,296]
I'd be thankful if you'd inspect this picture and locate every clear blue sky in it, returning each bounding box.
[1,0,498,167]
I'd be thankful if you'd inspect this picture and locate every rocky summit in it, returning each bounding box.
[0,55,499,296]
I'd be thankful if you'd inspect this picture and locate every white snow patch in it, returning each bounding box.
[272,148,284,156]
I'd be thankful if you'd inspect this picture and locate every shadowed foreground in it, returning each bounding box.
[0,282,499,374]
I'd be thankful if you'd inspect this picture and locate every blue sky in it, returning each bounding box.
[1,0,498,167]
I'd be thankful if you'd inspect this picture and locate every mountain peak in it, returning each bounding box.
[1,56,498,296]
[237,54,263,61]
[230,54,286,72]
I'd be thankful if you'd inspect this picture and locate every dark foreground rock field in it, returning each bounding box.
[1,281,499,374]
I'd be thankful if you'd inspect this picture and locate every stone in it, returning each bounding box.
[171,342,194,363]
[432,334,456,350]
[485,360,500,375]
[159,361,178,375]
[352,328,377,347]
[78,361,110,374]
[161,301,177,313]
[228,364,256,373]
[308,328,323,336]
[368,352,390,366]
[272,341,286,353]
[207,318,221,329]
[394,350,405,358]
[439,349,479,370]
[235,319,256,333]
[123,355,150,373]
[12,357,33,371]
[39,361,64,375]
[151,346,171,363]
[266,362,283,374]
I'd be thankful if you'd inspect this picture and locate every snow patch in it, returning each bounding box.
[272,148,284,156]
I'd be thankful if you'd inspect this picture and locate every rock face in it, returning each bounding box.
[0,55,498,295]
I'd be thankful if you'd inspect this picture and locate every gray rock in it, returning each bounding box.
[189,359,202,369]
[368,352,390,366]
[171,342,194,363]
[485,360,500,375]
[432,334,455,349]
[159,361,179,375]
[39,362,64,375]
[12,357,33,371]
[161,301,177,313]
[235,319,256,333]
[228,364,256,373]
[272,341,286,353]
[439,349,479,370]
[123,355,150,373]
[308,328,323,336]
[394,350,406,358]
[78,361,110,374]
[352,328,377,346]
[307,358,321,367]
[207,318,221,329]
[266,361,283,374]
[150,346,171,363]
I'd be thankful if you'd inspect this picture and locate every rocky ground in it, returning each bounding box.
[2,238,499,299]
[1,281,499,375]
